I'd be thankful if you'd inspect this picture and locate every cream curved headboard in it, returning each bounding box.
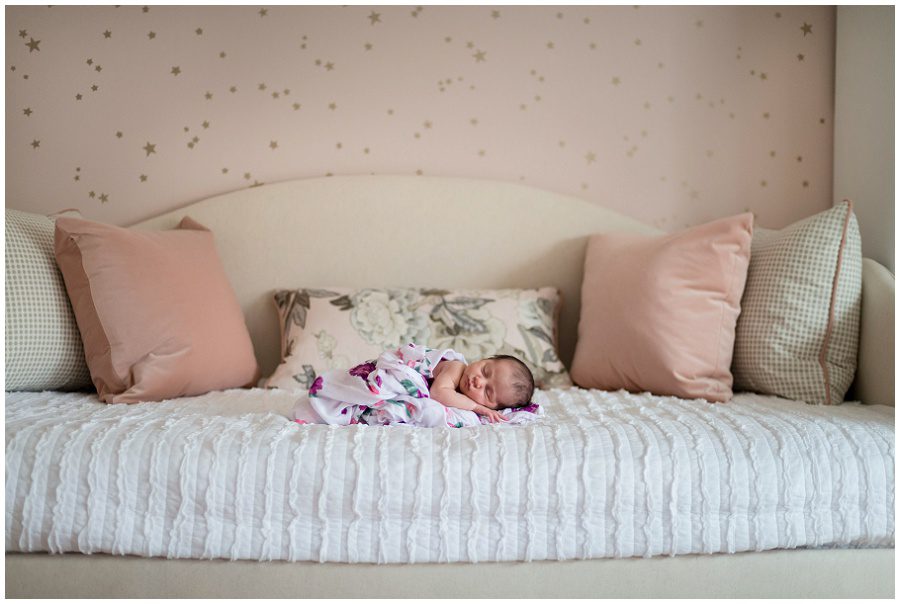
[133,174,893,405]
[133,175,657,378]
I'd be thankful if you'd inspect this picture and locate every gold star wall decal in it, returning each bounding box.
[270,140,278,149]
[612,76,621,85]
[171,66,181,76]
[195,28,203,35]
[368,11,381,25]
[797,53,805,61]
[26,38,41,52]
[116,131,123,138]
[75,93,83,100]
[142,6,148,12]
[801,22,812,36]
[143,142,156,156]
[148,31,155,39]
[139,174,147,182]
[103,30,112,39]
[31,140,40,149]
[491,10,500,19]
[585,151,596,163]
[364,42,373,50]
[99,193,109,202]
[23,108,32,116]
[19,29,27,37]
[473,49,487,62]
[259,8,268,17]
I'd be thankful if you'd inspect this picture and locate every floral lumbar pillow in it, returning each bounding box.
[263,287,572,392]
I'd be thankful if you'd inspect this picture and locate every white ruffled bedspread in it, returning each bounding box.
[5,387,894,563]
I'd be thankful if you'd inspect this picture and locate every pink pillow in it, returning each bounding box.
[570,213,753,403]
[54,216,259,403]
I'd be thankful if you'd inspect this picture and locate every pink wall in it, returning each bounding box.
[6,5,835,230]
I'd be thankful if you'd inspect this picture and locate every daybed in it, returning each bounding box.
[5,175,895,598]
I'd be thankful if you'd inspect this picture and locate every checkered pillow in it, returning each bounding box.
[5,209,92,391]
[731,201,862,405]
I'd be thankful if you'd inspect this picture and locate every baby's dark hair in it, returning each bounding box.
[489,354,535,409]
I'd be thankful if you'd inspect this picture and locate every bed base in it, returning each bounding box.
[6,548,894,598]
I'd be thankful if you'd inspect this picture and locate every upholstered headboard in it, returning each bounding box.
[133,175,894,405]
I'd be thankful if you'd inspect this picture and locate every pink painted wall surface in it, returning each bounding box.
[6,5,835,229]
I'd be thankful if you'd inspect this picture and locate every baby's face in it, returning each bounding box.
[459,358,517,409]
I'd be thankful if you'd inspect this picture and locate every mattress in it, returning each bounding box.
[5,387,894,563]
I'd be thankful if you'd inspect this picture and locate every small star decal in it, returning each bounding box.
[99,193,109,203]
[612,76,621,85]
[325,61,335,71]
[75,93,83,100]
[91,84,99,91]
[148,31,156,39]
[139,174,148,182]
[585,151,596,164]
[328,102,337,110]
[222,168,229,174]
[491,10,500,19]
[195,28,203,35]
[89,191,96,198]
[143,142,156,156]
[473,49,487,62]
[230,86,238,93]
[31,140,40,149]
[103,30,112,39]
[292,103,301,110]
[368,11,381,25]
[801,22,813,36]
[86,58,93,65]
[23,107,32,117]
[364,42,373,50]
[171,66,181,76]
[116,131,123,138]
[19,29,27,38]
[25,38,41,52]
[142,6,149,13]
[202,121,210,129]
[205,91,213,100]
[259,8,268,17]
[270,140,278,150]
[802,180,810,188]
[219,51,226,58]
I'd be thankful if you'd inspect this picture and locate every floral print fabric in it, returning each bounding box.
[265,287,571,393]
[291,342,544,428]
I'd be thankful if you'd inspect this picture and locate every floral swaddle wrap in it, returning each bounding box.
[292,342,544,428]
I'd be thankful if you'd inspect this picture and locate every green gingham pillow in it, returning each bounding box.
[264,286,572,391]
[731,201,862,405]
[5,209,92,391]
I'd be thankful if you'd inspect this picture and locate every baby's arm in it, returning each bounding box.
[430,360,506,423]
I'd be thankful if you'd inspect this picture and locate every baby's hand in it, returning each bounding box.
[474,405,508,424]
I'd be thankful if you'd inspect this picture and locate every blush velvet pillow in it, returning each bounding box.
[54,215,259,403]
[570,213,753,403]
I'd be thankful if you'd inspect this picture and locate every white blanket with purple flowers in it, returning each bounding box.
[291,342,544,428]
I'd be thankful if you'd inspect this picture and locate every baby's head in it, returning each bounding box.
[459,354,535,410]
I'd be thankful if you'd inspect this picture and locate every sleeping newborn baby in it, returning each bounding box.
[292,342,542,428]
